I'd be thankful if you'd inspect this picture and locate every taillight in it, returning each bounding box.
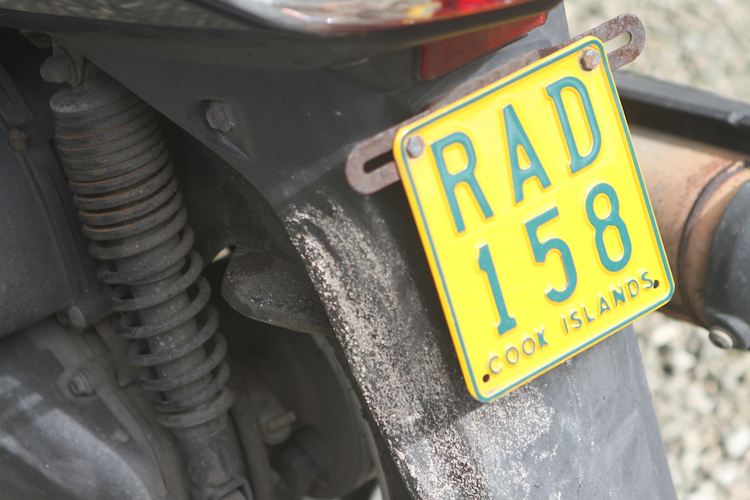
[209,0,547,33]
[421,13,548,80]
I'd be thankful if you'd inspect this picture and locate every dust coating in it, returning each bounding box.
[284,194,569,499]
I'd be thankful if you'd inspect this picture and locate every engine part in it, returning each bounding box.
[628,126,750,326]
[47,67,246,498]
[703,181,750,349]
[613,72,750,329]
[0,49,102,338]
[0,317,186,500]
[207,258,376,499]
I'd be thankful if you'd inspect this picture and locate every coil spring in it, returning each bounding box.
[51,76,233,430]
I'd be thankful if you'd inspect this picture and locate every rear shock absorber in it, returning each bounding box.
[46,66,246,499]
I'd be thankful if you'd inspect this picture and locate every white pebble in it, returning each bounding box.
[651,322,683,347]
[726,427,750,459]
[671,348,696,374]
[712,461,738,486]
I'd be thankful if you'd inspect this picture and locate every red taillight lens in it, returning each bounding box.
[421,13,548,80]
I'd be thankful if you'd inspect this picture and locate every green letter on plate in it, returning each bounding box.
[525,207,578,303]
[504,105,551,204]
[432,132,494,233]
[546,76,601,175]
[478,243,517,336]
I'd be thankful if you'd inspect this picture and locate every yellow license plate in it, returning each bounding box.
[393,37,673,402]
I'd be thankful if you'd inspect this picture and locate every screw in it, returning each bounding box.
[40,54,73,83]
[579,49,601,71]
[69,369,96,397]
[406,136,424,158]
[205,101,236,132]
[709,327,735,350]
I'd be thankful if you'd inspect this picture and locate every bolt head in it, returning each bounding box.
[68,306,86,329]
[259,409,295,444]
[264,410,297,433]
[580,49,601,71]
[406,136,424,158]
[205,101,236,132]
[709,327,735,350]
[69,369,96,397]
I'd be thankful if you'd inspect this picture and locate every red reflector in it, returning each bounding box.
[421,13,548,80]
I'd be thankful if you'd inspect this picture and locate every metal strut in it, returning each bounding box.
[47,67,247,499]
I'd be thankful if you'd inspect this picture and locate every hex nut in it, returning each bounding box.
[406,136,424,158]
[580,49,601,71]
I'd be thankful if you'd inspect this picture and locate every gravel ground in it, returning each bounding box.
[567,2,750,498]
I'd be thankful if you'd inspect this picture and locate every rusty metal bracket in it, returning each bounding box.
[345,13,645,195]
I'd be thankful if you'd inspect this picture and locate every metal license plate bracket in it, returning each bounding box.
[346,14,646,195]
